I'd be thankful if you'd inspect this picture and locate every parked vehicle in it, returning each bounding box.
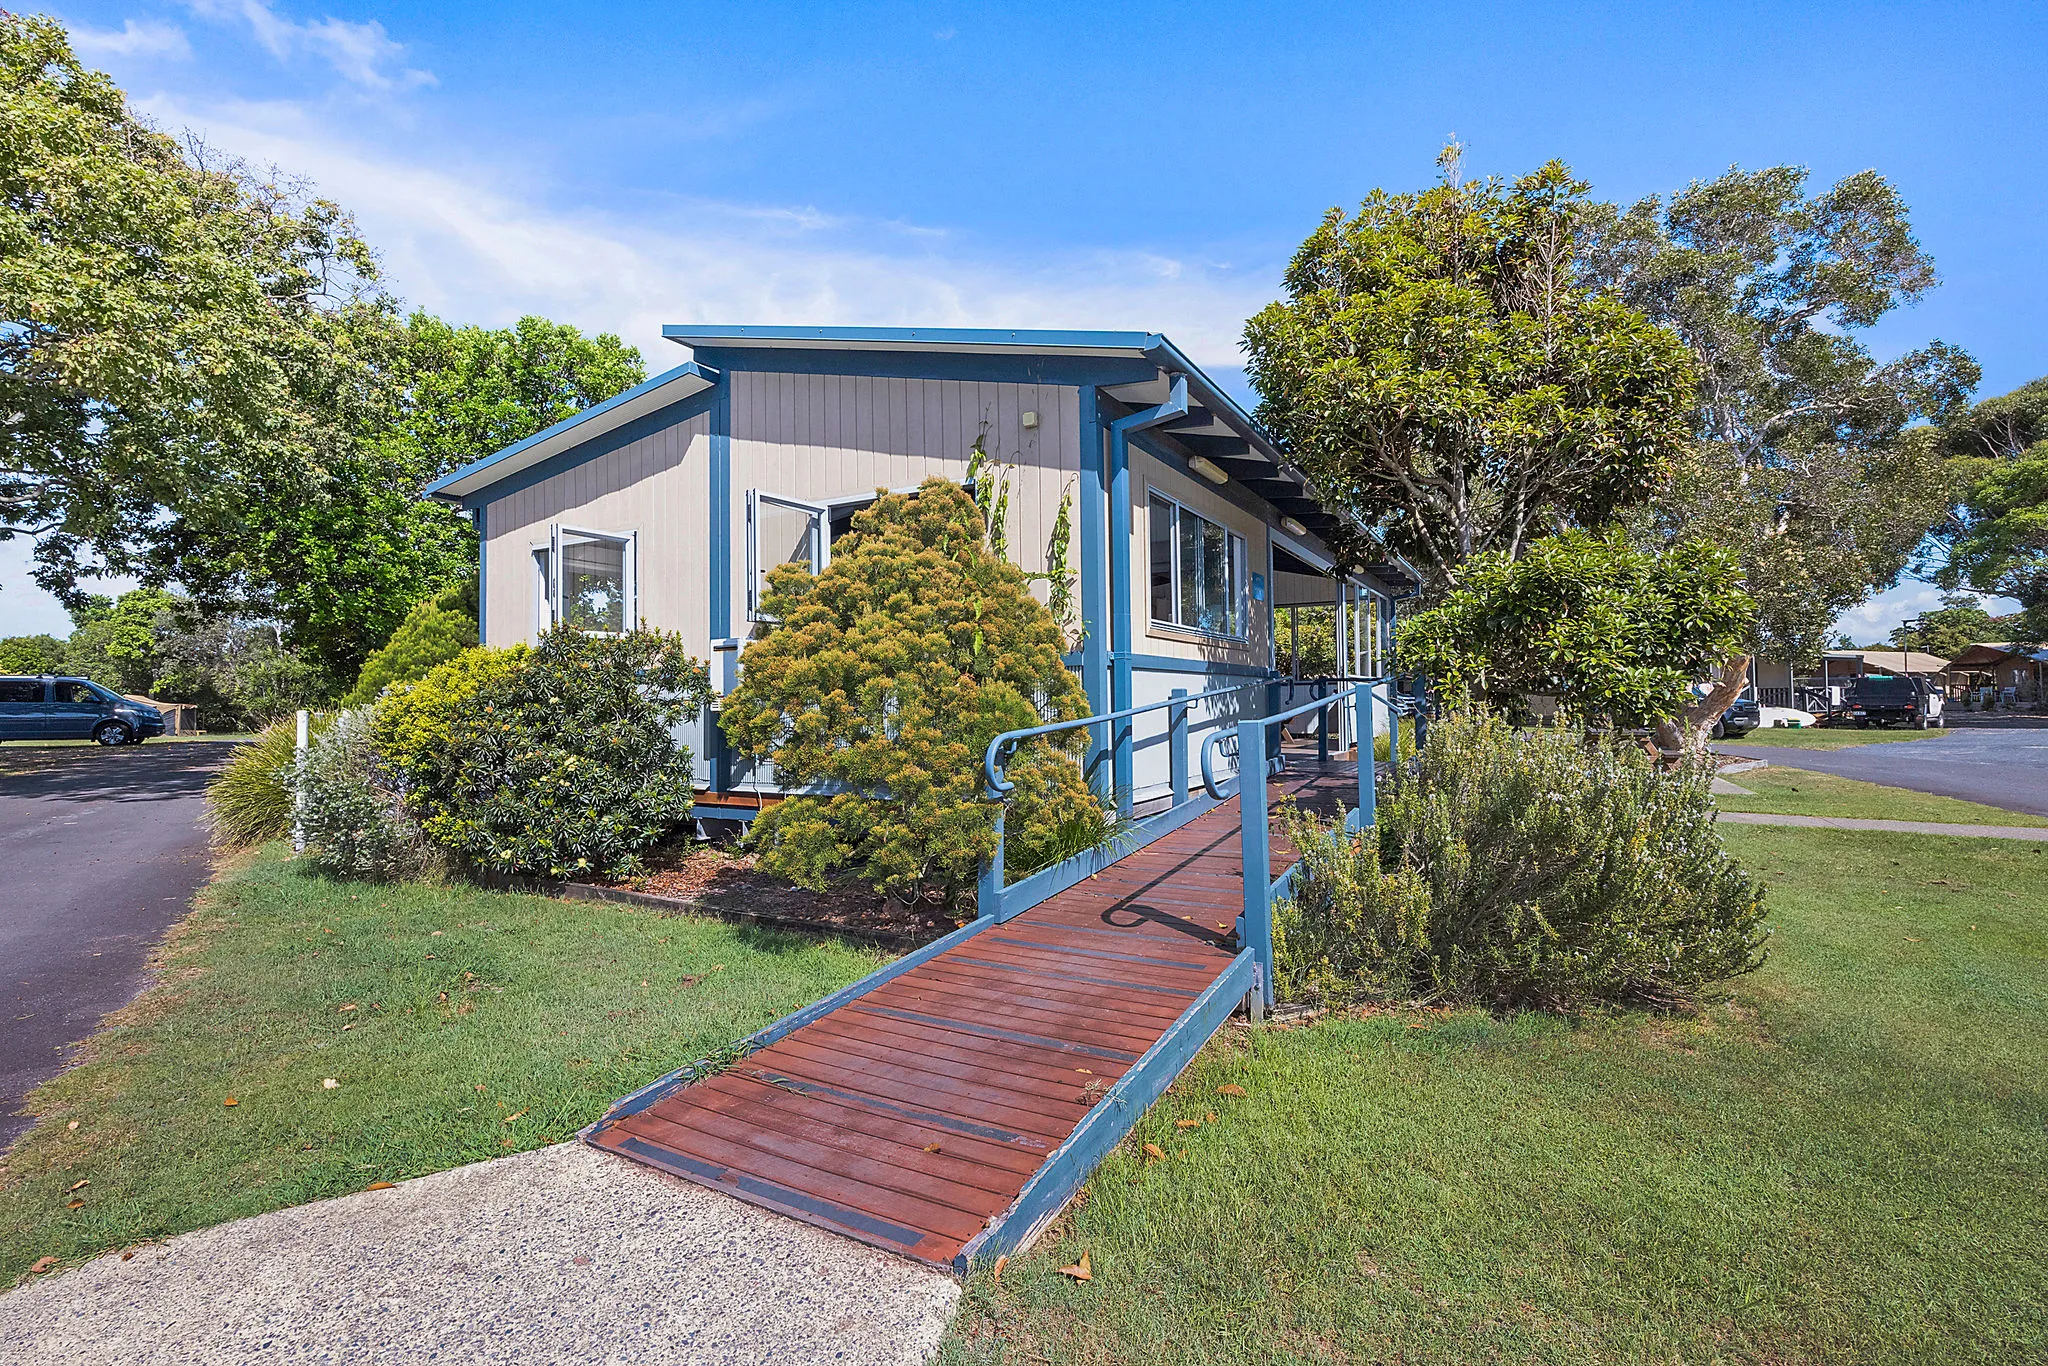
[1715,696,1761,739]
[1758,705,1819,729]
[0,676,166,744]
[1843,673,1945,729]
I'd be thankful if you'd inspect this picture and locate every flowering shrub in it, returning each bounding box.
[294,706,428,880]
[1277,711,1767,1011]
[720,479,1100,907]
[374,628,710,879]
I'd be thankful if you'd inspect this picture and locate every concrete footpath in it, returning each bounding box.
[1716,811,2048,840]
[0,1142,959,1366]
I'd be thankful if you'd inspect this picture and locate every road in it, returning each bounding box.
[1717,720,2048,818]
[0,742,234,1150]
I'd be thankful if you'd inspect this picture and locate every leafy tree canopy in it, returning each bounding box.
[1887,592,2001,658]
[1936,376,2048,644]
[1584,165,1980,665]
[0,633,65,674]
[1244,147,1697,588]
[1398,528,1752,735]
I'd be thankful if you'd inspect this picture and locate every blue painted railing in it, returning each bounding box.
[1201,677,1393,1012]
[978,681,1260,922]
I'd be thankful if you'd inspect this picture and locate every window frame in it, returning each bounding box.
[533,524,637,636]
[745,484,926,621]
[1146,487,1249,641]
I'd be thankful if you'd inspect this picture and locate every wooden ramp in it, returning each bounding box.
[585,762,1355,1272]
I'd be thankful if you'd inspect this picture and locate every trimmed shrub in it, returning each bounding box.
[1277,711,1767,1011]
[342,591,478,706]
[375,628,709,879]
[206,717,320,847]
[720,478,1099,907]
[292,707,428,880]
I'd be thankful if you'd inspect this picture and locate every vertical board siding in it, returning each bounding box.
[482,410,712,649]
[729,371,1082,618]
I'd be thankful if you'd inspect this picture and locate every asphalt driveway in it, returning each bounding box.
[0,742,236,1150]
[1717,720,2048,818]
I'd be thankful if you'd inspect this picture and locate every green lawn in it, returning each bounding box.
[0,847,885,1286]
[1715,766,2048,826]
[943,827,2048,1365]
[1720,726,1943,748]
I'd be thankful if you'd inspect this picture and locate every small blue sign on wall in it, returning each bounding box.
[1251,572,1267,603]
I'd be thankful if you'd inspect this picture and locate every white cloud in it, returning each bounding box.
[185,0,433,90]
[136,95,1272,368]
[69,18,193,59]
[1831,581,2021,645]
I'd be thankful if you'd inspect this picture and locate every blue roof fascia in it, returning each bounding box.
[421,360,720,504]
[661,324,1166,353]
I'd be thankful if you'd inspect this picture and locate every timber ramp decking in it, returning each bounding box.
[585,761,1355,1271]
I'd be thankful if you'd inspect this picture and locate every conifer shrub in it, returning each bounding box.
[720,479,1104,908]
[343,587,479,706]
[373,629,709,879]
[1276,711,1767,1011]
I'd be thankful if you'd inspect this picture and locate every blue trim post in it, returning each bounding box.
[1106,375,1188,815]
[1169,687,1189,806]
[1412,674,1429,756]
[979,805,1006,919]
[1077,387,1110,796]
[474,502,488,646]
[1237,716,1274,1013]
[709,383,732,641]
[1355,684,1376,826]
[1316,680,1330,763]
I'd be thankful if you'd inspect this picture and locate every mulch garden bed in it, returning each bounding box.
[570,846,964,951]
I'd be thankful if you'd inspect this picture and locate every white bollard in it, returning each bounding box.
[293,708,309,853]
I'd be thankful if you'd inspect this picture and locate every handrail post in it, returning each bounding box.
[1316,679,1330,763]
[1412,674,1429,756]
[1237,717,1273,1016]
[979,804,1006,919]
[1169,687,1188,807]
[1387,677,1402,766]
[1354,683,1376,827]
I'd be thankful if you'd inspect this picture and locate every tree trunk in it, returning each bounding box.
[1656,654,1751,755]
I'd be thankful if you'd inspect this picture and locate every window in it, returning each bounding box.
[745,485,925,620]
[0,680,41,704]
[534,526,635,634]
[54,681,106,704]
[1148,492,1247,637]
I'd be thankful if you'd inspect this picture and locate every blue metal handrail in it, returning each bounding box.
[1199,678,1389,799]
[982,680,1257,796]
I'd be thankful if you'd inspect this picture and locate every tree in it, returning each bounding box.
[1584,166,1980,682]
[1397,529,1752,744]
[2,15,393,617]
[1936,377,2048,644]
[342,585,479,706]
[1244,147,1697,590]
[0,633,64,673]
[1888,593,1999,658]
[63,589,180,695]
[720,480,1100,907]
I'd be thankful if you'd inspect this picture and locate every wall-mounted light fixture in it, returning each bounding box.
[1020,410,1039,429]
[1186,456,1229,485]
[1280,516,1308,537]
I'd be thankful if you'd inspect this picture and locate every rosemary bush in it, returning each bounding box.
[1277,711,1767,1011]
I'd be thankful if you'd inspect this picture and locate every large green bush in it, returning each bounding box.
[1276,711,1767,1011]
[720,479,1102,907]
[374,629,708,879]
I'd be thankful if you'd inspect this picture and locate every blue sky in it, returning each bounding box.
[5,0,2043,640]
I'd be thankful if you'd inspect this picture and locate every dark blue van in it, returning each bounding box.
[0,676,166,744]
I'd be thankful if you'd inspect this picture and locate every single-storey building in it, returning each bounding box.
[424,327,1416,816]
[1945,643,2046,707]
[1751,650,1949,713]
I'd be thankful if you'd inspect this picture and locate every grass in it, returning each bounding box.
[1720,726,1944,747]
[943,827,2048,1365]
[1715,766,2048,826]
[0,846,886,1286]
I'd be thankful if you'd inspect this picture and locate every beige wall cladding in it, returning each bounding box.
[728,370,1083,618]
[482,408,713,648]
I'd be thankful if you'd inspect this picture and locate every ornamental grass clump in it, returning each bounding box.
[206,714,328,847]
[373,628,709,880]
[1277,711,1767,1011]
[720,478,1105,908]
